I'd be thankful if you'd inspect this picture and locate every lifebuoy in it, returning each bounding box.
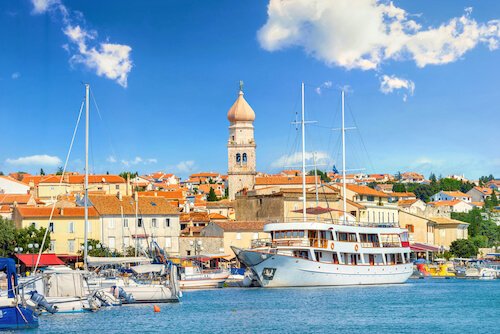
[354,244,359,251]
[330,243,334,250]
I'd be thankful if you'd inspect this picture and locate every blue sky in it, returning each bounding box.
[0,0,499,179]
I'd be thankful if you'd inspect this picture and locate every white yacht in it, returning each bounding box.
[233,84,413,287]
[233,220,412,287]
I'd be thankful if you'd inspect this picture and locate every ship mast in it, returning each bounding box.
[301,82,307,220]
[84,83,89,270]
[341,90,347,223]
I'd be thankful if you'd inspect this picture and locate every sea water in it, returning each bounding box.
[31,279,499,333]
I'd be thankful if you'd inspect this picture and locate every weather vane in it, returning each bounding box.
[239,80,244,92]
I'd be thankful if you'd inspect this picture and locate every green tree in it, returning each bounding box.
[0,171,4,176]
[487,190,499,208]
[14,225,50,254]
[79,239,121,257]
[40,168,45,176]
[395,171,402,181]
[55,167,63,175]
[429,173,437,185]
[207,187,218,201]
[0,218,16,256]
[224,187,229,198]
[307,170,331,183]
[449,239,478,258]
[392,183,406,192]
[452,208,499,247]
[119,171,138,180]
[438,178,462,191]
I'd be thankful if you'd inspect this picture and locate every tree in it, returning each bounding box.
[207,187,218,201]
[79,239,120,257]
[392,183,406,192]
[224,187,229,198]
[119,171,138,180]
[487,190,499,208]
[307,170,330,183]
[0,218,16,256]
[449,239,478,258]
[438,178,462,191]
[452,208,499,247]
[0,171,3,176]
[40,168,45,176]
[395,171,402,181]
[55,167,64,175]
[429,173,437,185]
[14,225,50,254]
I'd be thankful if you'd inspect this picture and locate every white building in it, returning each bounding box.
[430,191,471,203]
[88,194,181,255]
[0,176,30,194]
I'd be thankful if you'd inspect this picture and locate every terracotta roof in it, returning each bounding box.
[442,191,470,198]
[88,195,179,215]
[398,199,419,206]
[472,187,492,195]
[40,175,126,184]
[428,200,464,207]
[180,212,210,222]
[255,176,318,185]
[429,217,469,225]
[206,200,234,208]
[15,206,99,218]
[180,226,205,235]
[345,184,388,197]
[138,191,185,200]
[190,172,220,178]
[213,221,266,232]
[388,192,416,197]
[0,194,37,205]
[0,205,11,213]
[208,213,228,219]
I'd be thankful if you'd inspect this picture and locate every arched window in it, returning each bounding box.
[242,153,247,164]
[236,153,241,164]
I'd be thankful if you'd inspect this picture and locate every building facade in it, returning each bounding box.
[227,84,256,200]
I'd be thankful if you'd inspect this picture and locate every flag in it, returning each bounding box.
[332,165,339,174]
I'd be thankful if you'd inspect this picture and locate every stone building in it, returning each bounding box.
[227,83,256,200]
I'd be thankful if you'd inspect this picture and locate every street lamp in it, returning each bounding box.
[189,239,203,256]
[27,243,39,271]
[14,247,23,275]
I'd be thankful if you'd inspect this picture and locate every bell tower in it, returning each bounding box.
[227,81,256,200]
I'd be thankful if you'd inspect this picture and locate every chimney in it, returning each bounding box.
[134,191,138,202]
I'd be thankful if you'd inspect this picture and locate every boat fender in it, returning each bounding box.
[354,244,359,251]
[153,305,161,313]
[330,243,335,250]
[29,291,58,314]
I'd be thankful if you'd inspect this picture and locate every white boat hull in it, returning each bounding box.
[119,285,177,303]
[236,249,413,287]
[180,278,227,289]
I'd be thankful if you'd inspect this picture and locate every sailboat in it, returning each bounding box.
[232,84,413,287]
[0,258,38,329]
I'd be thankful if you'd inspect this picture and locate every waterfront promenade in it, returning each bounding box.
[36,279,499,333]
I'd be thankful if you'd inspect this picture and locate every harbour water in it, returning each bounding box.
[30,279,499,333]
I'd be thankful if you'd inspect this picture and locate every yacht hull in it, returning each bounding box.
[234,248,413,288]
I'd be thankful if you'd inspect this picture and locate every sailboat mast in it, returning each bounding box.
[341,90,347,223]
[84,83,89,269]
[301,82,307,220]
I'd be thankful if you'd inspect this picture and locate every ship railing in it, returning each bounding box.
[283,217,398,228]
[381,242,401,248]
[360,242,380,248]
[251,238,273,248]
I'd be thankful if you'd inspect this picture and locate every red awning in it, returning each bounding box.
[15,254,65,267]
[410,243,440,252]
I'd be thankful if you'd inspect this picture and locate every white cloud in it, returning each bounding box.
[11,72,20,79]
[120,156,157,166]
[31,0,60,14]
[30,0,132,88]
[315,80,332,95]
[379,74,415,101]
[271,151,332,169]
[176,160,196,173]
[106,155,117,163]
[258,1,500,70]
[6,154,62,166]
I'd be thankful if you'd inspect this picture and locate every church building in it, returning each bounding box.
[227,83,256,200]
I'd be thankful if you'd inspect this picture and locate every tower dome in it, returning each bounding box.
[227,90,255,123]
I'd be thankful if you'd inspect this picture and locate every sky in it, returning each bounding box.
[0,0,499,180]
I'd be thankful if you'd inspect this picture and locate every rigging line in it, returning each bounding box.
[35,98,85,272]
[345,100,375,172]
[90,88,118,160]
